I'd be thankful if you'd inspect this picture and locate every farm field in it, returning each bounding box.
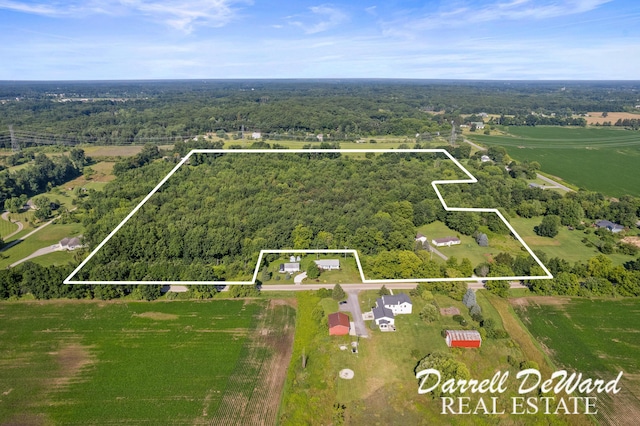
[513,297,640,425]
[0,298,295,425]
[468,126,640,197]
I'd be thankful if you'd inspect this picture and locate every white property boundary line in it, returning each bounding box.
[65,149,553,285]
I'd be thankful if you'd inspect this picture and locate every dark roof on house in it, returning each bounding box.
[416,233,426,239]
[595,220,623,231]
[328,312,350,329]
[373,300,395,320]
[381,294,412,306]
[433,237,461,244]
[68,237,81,247]
[59,237,70,246]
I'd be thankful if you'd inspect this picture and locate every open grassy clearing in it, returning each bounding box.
[513,297,640,425]
[0,222,83,268]
[261,254,361,285]
[509,216,637,266]
[468,126,640,197]
[0,298,294,425]
[21,250,76,267]
[417,220,527,267]
[0,217,18,238]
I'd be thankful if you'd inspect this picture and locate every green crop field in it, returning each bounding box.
[469,126,640,197]
[0,299,295,425]
[513,297,640,425]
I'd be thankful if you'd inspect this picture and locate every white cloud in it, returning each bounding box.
[384,0,613,33]
[0,0,250,33]
[289,4,348,34]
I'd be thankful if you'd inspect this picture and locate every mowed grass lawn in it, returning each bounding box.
[0,218,18,238]
[0,299,293,425]
[509,216,637,266]
[418,220,527,267]
[0,222,83,269]
[513,297,640,425]
[468,126,640,197]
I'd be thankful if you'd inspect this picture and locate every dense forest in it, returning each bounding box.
[60,143,639,297]
[2,80,640,146]
[77,150,477,281]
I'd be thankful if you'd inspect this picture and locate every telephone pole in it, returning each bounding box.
[449,120,456,146]
[9,125,19,151]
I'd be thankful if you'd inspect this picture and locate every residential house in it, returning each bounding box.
[59,236,82,250]
[379,294,412,315]
[595,220,624,233]
[372,303,395,331]
[480,155,491,163]
[415,233,428,244]
[431,237,461,247]
[315,259,340,270]
[279,263,300,273]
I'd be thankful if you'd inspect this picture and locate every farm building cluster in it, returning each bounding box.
[279,258,340,274]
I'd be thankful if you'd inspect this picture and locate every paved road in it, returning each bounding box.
[536,173,574,193]
[1,211,24,239]
[339,290,369,338]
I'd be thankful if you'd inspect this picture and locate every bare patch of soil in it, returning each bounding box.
[50,343,95,390]
[133,311,179,320]
[197,299,295,426]
[440,307,460,316]
[584,111,640,125]
[622,236,640,248]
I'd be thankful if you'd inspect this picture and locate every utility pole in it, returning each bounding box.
[9,125,19,151]
[450,120,456,146]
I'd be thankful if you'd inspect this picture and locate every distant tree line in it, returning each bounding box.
[2,80,639,147]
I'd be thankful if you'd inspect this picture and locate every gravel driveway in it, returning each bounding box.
[339,290,369,338]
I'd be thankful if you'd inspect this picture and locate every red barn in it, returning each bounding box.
[445,330,482,348]
[328,312,350,336]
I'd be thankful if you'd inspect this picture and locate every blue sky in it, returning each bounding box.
[0,0,639,80]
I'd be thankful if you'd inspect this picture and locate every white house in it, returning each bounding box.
[59,236,82,250]
[432,237,461,247]
[251,132,262,139]
[279,263,300,273]
[315,259,340,270]
[471,121,485,130]
[415,233,428,244]
[379,294,412,315]
[480,155,491,163]
[372,304,395,331]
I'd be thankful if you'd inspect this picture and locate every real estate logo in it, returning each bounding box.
[416,368,623,415]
